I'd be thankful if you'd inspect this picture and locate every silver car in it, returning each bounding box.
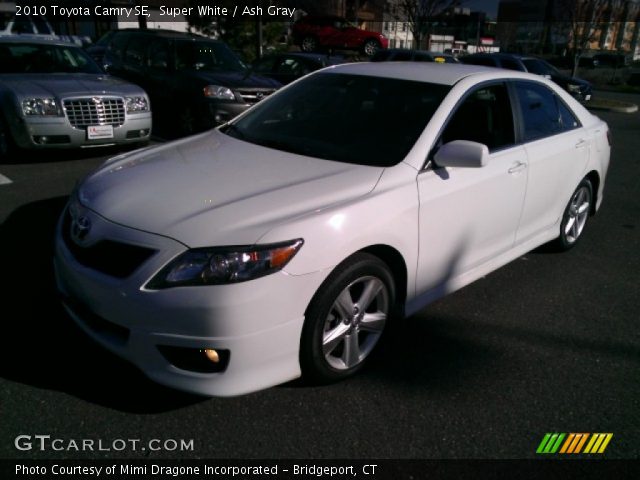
[0,38,151,158]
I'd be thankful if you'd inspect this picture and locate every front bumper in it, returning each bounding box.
[10,113,151,149]
[201,99,251,127]
[53,206,323,396]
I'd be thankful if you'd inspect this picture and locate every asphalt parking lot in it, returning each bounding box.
[0,91,638,461]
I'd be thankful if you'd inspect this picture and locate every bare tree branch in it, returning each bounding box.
[387,0,461,49]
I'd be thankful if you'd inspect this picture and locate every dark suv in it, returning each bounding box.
[101,30,280,135]
[460,53,592,102]
[292,16,388,57]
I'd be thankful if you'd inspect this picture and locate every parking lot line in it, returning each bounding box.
[0,173,13,185]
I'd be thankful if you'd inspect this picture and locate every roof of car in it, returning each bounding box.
[323,62,507,85]
[0,36,79,48]
[112,29,209,40]
[383,49,455,56]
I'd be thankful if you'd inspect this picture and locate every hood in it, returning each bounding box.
[185,70,281,89]
[78,130,384,247]
[0,73,145,97]
[551,73,591,88]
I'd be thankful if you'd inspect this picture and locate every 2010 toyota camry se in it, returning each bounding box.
[54,63,610,396]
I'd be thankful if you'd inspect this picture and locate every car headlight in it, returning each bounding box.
[125,96,149,113]
[22,98,58,116]
[147,239,304,289]
[567,84,582,93]
[203,85,235,100]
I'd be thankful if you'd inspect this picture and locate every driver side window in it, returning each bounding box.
[440,83,515,152]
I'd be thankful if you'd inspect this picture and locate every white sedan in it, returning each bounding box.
[54,63,610,396]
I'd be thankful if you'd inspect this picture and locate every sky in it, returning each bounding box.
[462,0,500,19]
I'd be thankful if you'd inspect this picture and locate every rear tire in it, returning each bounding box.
[301,36,318,53]
[362,39,381,57]
[551,178,593,251]
[300,253,395,383]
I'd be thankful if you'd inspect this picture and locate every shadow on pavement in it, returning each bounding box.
[0,197,203,413]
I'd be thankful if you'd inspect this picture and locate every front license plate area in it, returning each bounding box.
[87,125,114,140]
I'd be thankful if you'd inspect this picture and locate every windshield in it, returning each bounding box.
[523,59,559,76]
[0,43,103,74]
[176,41,246,72]
[222,73,450,167]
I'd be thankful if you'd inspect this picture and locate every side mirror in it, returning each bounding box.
[433,140,489,168]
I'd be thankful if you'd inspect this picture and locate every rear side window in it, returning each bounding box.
[558,99,580,130]
[515,82,579,141]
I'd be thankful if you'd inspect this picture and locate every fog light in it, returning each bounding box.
[157,345,230,373]
[203,348,219,363]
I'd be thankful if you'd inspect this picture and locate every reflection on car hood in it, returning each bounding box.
[0,73,145,97]
[186,70,281,89]
[79,130,384,247]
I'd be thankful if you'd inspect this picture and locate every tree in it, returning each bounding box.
[387,0,461,49]
[557,0,627,76]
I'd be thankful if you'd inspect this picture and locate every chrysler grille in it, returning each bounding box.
[64,98,125,129]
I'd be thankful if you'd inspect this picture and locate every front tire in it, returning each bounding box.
[553,178,593,251]
[300,253,395,383]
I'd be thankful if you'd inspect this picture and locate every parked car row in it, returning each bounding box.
[371,49,459,64]
[0,18,615,160]
[458,53,593,102]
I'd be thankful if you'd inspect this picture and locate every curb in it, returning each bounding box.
[586,101,638,113]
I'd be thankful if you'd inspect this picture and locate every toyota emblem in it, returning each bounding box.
[71,215,92,244]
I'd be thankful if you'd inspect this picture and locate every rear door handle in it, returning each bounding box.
[508,161,527,174]
[575,139,588,148]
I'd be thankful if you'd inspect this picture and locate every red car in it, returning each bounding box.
[292,16,388,57]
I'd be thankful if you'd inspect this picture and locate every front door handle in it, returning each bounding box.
[508,161,527,174]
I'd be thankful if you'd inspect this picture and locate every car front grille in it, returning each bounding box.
[62,294,130,346]
[62,209,156,278]
[235,88,276,104]
[63,97,125,129]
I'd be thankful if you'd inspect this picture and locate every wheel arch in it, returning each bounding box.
[584,170,600,215]
[303,244,408,318]
[359,244,407,316]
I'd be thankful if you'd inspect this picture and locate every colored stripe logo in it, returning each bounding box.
[537,433,613,454]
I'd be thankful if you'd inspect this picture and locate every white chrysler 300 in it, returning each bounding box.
[54,63,610,396]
